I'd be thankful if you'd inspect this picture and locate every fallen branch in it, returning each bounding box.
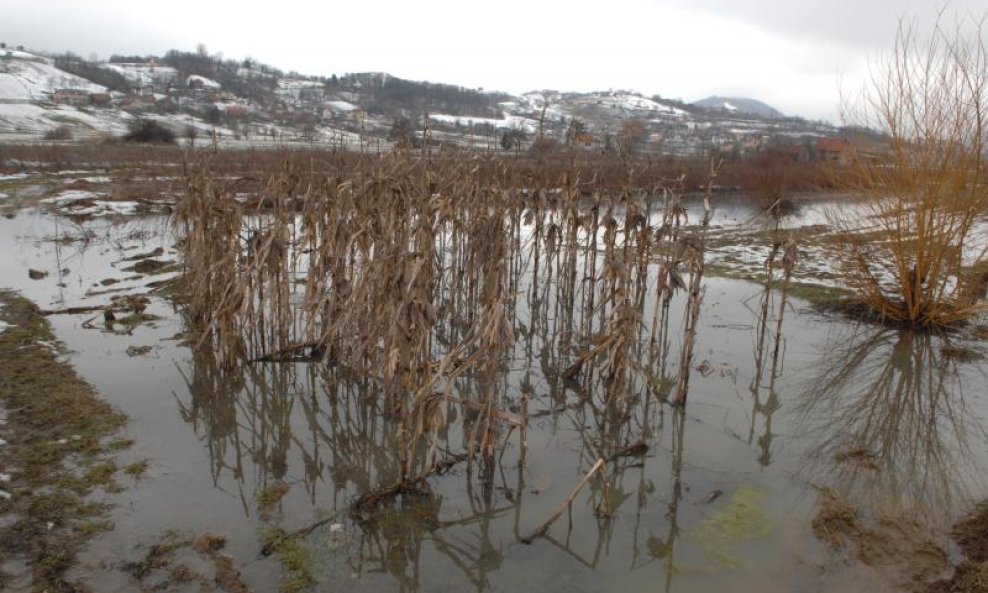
[607,439,648,462]
[520,458,605,544]
[350,453,468,518]
[249,341,324,363]
[39,305,109,316]
[260,511,343,556]
[443,395,523,426]
[561,337,617,380]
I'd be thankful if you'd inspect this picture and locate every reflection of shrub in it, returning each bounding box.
[43,125,74,141]
[123,119,176,144]
[834,16,988,329]
[797,328,971,524]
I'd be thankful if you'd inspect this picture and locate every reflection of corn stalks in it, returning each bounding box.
[748,236,798,464]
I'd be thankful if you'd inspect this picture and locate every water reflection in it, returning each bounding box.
[175,333,723,592]
[745,241,795,468]
[796,328,988,523]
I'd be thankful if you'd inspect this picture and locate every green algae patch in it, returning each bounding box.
[261,527,315,593]
[0,290,130,591]
[688,484,772,569]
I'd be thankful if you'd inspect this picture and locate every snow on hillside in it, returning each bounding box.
[597,93,687,116]
[429,113,536,133]
[237,67,272,79]
[104,63,177,87]
[509,93,568,121]
[692,96,783,119]
[0,102,130,137]
[187,74,221,89]
[276,78,324,101]
[278,79,322,90]
[325,100,357,112]
[2,50,45,60]
[0,56,107,101]
[0,100,239,141]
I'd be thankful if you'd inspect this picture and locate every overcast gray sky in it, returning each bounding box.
[1,0,983,121]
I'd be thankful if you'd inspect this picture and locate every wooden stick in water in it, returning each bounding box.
[519,458,605,544]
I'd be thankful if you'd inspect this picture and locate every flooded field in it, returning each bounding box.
[1,158,986,593]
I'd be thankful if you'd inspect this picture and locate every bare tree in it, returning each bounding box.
[617,119,647,156]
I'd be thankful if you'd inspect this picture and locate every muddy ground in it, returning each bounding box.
[0,290,129,592]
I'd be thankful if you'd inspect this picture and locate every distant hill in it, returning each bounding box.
[0,45,839,152]
[692,96,783,119]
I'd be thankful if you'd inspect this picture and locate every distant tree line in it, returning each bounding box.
[360,75,511,118]
[161,49,280,102]
[108,54,155,63]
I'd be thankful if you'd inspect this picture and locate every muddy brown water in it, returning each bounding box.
[0,191,986,593]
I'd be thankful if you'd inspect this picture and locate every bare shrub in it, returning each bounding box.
[43,125,74,141]
[835,13,988,328]
[123,119,177,144]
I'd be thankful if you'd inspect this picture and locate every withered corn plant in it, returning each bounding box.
[173,146,718,481]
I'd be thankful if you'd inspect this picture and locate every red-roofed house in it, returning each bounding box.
[817,138,852,165]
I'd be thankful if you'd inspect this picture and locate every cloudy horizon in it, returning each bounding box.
[1,0,983,122]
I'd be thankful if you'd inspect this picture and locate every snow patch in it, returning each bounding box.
[187,74,221,89]
[278,79,323,90]
[44,189,101,204]
[325,100,357,112]
[429,113,536,133]
[42,189,139,216]
[104,63,178,87]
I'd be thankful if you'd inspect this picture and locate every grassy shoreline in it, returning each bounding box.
[0,290,130,592]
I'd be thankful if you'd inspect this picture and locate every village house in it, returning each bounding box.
[225,104,249,119]
[817,137,852,165]
[51,88,92,107]
[118,93,157,111]
[90,93,111,107]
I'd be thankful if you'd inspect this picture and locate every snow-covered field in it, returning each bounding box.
[594,93,688,115]
[429,113,537,133]
[0,55,107,101]
[105,63,178,87]
[0,102,132,137]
